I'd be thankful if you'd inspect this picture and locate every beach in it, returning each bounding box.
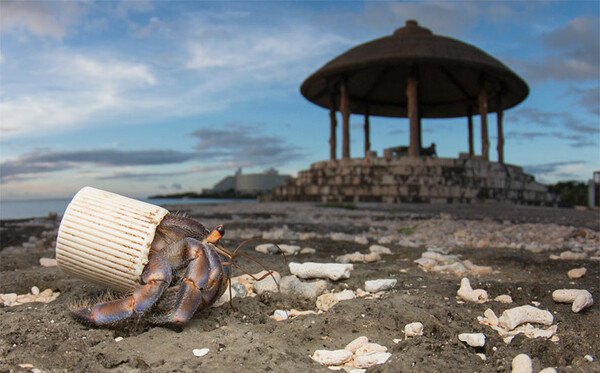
[0,202,598,372]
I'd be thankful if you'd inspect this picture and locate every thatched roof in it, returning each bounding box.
[301,20,529,118]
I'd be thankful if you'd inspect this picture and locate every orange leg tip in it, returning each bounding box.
[206,225,224,244]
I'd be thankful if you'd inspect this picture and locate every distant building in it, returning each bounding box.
[207,168,291,195]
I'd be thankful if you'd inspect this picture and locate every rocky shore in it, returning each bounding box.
[0,202,598,372]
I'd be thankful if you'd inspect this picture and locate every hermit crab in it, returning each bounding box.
[56,187,278,326]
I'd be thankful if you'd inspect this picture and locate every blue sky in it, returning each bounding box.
[1,0,598,200]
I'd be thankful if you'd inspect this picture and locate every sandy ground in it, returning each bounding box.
[0,202,598,372]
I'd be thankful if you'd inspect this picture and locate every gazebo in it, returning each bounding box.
[300,20,529,162]
[264,21,553,205]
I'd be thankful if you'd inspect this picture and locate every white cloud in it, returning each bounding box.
[0,0,84,39]
[186,24,349,74]
[184,22,351,101]
[68,55,156,87]
[0,90,114,136]
[0,53,156,137]
[508,15,599,83]
[524,161,593,184]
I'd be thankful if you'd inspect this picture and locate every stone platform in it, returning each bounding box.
[262,157,554,205]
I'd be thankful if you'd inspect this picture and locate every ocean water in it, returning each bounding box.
[0,198,254,220]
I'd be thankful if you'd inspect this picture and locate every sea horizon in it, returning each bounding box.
[0,197,256,220]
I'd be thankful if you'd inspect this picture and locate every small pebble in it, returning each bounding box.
[39,258,57,267]
[311,349,353,366]
[31,286,40,295]
[353,352,391,369]
[403,322,423,338]
[354,343,387,356]
[584,355,594,362]
[114,337,123,342]
[458,333,485,347]
[278,244,301,255]
[272,309,289,321]
[253,272,281,295]
[551,251,587,260]
[364,279,397,293]
[567,267,587,279]
[354,236,369,245]
[494,294,513,303]
[255,243,277,254]
[280,275,327,300]
[40,289,54,297]
[344,336,368,353]
[300,247,316,255]
[511,353,533,373]
[193,348,209,357]
[378,237,392,244]
[369,245,392,255]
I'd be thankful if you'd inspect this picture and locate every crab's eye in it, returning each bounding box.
[216,225,225,237]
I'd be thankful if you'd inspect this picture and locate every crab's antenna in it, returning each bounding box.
[226,277,236,312]
[220,238,289,312]
[231,238,288,267]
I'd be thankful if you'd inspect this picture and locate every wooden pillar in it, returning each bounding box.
[496,95,504,164]
[407,68,420,157]
[328,90,337,160]
[479,78,489,160]
[364,106,370,157]
[467,106,474,157]
[340,80,351,159]
[417,112,422,154]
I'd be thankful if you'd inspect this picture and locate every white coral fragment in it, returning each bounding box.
[316,290,356,312]
[311,349,353,366]
[344,336,368,353]
[364,279,397,293]
[0,288,59,307]
[498,305,553,330]
[289,262,353,281]
[458,333,486,347]
[414,250,492,277]
[552,289,593,312]
[353,352,392,368]
[311,337,391,370]
[457,278,488,303]
[403,322,424,339]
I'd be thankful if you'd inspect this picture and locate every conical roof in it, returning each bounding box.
[300,20,529,118]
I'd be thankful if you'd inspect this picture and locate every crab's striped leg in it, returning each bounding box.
[150,242,227,325]
[70,252,172,325]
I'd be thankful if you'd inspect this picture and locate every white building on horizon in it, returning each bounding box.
[207,168,291,195]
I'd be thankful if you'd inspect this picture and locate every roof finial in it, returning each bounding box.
[394,20,432,36]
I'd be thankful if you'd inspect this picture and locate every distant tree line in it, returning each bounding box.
[547,181,588,207]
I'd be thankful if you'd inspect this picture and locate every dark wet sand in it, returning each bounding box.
[0,202,598,372]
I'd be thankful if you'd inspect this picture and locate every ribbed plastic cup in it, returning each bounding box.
[56,187,170,292]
